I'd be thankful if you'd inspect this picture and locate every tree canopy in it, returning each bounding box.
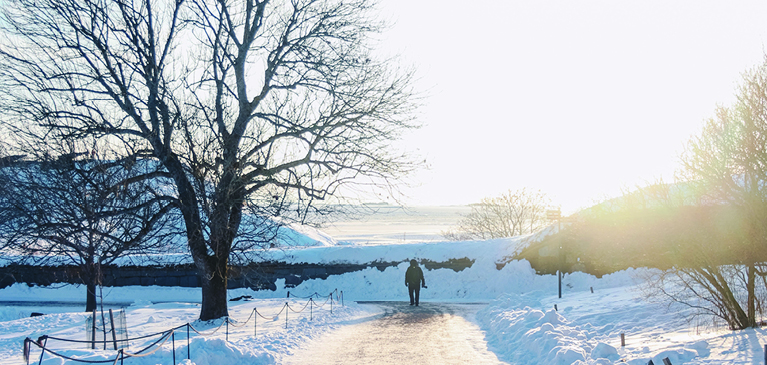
[0,0,419,320]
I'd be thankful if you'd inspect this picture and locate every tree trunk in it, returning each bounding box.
[86,281,97,313]
[200,262,229,321]
[84,254,98,312]
[747,263,757,328]
[163,156,233,320]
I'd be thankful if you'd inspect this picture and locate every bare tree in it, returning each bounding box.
[0,0,418,320]
[567,57,767,330]
[0,145,178,312]
[666,57,767,329]
[443,188,550,240]
[539,177,767,330]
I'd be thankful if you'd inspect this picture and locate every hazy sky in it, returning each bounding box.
[374,0,767,213]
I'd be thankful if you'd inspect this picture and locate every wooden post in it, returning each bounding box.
[662,357,672,365]
[23,338,30,365]
[590,287,594,293]
[108,309,117,350]
[38,336,47,364]
[91,309,97,350]
[620,333,625,347]
[554,304,558,311]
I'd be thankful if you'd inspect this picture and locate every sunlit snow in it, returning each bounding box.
[1,231,765,364]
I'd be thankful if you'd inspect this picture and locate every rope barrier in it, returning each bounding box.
[121,331,173,357]
[286,298,313,313]
[310,294,333,309]
[187,320,227,336]
[24,330,173,364]
[287,291,325,299]
[22,289,345,364]
[226,309,256,328]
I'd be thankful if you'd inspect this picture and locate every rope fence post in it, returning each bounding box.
[254,308,257,337]
[91,309,97,350]
[226,318,229,342]
[310,298,313,321]
[23,338,30,365]
[171,330,176,365]
[37,336,47,365]
[109,309,117,350]
[187,324,190,360]
[285,303,289,329]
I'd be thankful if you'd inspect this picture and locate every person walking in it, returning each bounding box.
[405,259,426,306]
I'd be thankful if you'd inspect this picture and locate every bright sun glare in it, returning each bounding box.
[377,0,767,214]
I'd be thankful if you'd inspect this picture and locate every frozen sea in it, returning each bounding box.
[319,205,471,245]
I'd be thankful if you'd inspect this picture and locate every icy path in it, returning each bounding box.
[281,302,508,364]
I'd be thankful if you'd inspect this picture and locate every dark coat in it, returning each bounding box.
[405,265,425,286]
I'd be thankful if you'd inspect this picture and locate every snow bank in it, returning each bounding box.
[4,233,767,364]
[473,268,761,364]
[0,294,379,365]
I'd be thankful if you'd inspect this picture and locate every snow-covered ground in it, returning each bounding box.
[1,235,765,364]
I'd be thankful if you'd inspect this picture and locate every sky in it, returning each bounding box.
[374,0,767,214]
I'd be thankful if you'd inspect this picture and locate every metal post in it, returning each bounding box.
[254,308,257,337]
[285,303,289,329]
[172,331,176,365]
[310,299,313,321]
[226,318,229,342]
[187,324,190,360]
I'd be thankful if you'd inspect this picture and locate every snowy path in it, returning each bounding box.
[281,302,508,364]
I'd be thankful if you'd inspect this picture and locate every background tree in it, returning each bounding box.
[443,188,550,240]
[666,57,767,329]
[0,144,178,312]
[539,58,767,330]
[0,0,418,320]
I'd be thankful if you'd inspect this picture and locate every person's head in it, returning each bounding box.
[410,259,417,267]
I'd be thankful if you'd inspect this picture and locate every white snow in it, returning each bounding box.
[1,234,766,364]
